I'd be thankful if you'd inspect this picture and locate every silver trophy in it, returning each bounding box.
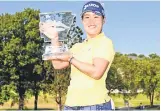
[39,11,76,60]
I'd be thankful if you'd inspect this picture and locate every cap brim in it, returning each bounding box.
[81,10,103,17]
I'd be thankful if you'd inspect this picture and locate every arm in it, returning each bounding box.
[69,39,115,80]
[39,21,70,69]
[70,57,109,80]
[51,39,70,69]
[53,40,115,78]
[52,60,69,69]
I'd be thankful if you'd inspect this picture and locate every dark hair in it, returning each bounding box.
[81,14,105,20]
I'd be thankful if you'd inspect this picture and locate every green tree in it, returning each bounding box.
[0,8,43,109]
[106,52,124,94]
[107,52,140,102]
[136,54,160,106]
[43,68,70,110]
[107,53,160,107]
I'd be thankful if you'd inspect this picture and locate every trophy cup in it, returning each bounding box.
[39,11,76,60]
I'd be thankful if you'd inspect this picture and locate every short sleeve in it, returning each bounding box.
[93,39,115,62]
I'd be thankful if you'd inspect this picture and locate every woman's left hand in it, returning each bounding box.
[56,52,72,62]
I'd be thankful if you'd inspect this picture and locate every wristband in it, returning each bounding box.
[69,56,74,64]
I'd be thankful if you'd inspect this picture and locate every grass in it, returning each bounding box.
[0,93,160,110]
[111,93,160,108]
[0,93,57,110]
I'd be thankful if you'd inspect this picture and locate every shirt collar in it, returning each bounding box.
[84,32,105,43]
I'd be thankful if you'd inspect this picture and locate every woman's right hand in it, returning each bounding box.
[39,21,60,45]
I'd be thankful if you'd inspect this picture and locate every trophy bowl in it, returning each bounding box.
[39,11,76,60]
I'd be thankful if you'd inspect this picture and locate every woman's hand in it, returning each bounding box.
[45,52,72,62]
[39,21,60,45]
[56,52,72,62]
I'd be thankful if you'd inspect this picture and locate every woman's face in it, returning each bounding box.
[82,12,105,37]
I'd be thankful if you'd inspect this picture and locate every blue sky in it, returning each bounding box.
[0,1,160,56]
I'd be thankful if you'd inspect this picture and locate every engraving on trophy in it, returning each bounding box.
[39,11,76,60]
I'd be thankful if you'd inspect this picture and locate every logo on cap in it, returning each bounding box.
[83,3,99,10]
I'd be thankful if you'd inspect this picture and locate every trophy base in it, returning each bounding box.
[42,52,71,60]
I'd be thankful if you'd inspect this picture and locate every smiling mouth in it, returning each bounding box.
[88,25,96,28]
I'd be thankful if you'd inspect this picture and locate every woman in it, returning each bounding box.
[40,1,115,110]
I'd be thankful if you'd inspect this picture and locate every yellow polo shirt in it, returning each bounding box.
[65,32,115,106]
